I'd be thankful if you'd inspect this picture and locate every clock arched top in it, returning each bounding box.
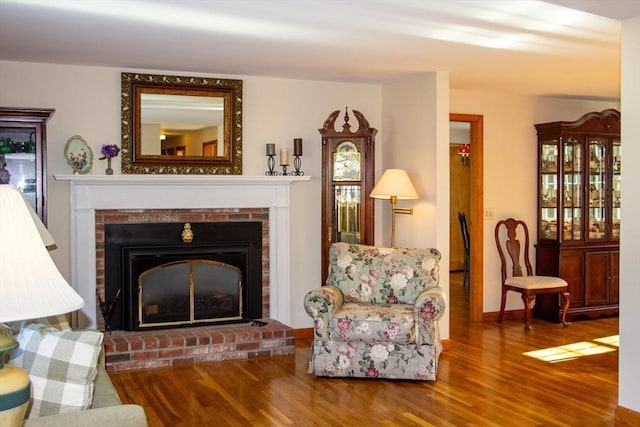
[319,108,377,142]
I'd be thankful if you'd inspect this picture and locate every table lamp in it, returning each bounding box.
[0,184,84,426]
[370,169,418,247]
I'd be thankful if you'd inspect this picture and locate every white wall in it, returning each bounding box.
[382,72,451,339]
[0,60,382,329]
[619,15,640,416]
[450,90,618,314]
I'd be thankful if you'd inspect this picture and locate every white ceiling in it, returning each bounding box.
[1,0,639,99]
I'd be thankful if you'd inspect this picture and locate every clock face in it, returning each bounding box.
[333,151,361,181]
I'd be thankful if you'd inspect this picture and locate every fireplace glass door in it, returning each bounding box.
[139,260,242,328]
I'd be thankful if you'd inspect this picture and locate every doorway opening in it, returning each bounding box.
[450,113,483,322]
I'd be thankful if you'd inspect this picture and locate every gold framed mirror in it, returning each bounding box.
[121,72,243,174]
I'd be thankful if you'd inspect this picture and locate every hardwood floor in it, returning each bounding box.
[110,272,620,426]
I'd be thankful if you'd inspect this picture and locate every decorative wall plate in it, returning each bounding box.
[64,135,93,174]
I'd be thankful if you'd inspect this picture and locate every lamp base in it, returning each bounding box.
[0,399,29,427]
[0,336,30,427]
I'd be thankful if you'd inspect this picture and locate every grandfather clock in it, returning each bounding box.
[319,108,377,283]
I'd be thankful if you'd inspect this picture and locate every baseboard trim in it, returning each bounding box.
[295,327,314,340]
[483,309,525,322]
[616,405,640,425]
[441,339,452,351]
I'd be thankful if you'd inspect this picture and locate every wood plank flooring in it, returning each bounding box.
[110,272,619,426]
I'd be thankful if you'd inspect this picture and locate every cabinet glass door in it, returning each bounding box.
[0,108,53,224]
[612,139,621,241]
[540,140,558,239]
[334,185,361,244]
[0,124,39,211]
[562,137,582,241]
[331,141,363,244]
[588,138,607,241]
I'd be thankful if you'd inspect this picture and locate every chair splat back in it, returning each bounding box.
[496,218,534,279]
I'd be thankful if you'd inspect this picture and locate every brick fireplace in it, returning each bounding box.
[54,174,309,371]
[97,209,267,332]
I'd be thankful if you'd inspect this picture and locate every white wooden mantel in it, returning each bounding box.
[54,174,310,329]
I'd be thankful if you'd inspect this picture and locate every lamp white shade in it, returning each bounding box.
[0,185,84,323]
[370,169,418,200]
[22,192,56,250]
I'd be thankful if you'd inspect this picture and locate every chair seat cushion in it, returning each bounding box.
[506,275,568,289]
[332,303,415,344]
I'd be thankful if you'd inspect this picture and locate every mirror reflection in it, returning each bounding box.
[140,93,226,157]
[121,72,243,175]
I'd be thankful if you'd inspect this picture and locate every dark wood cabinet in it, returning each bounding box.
[319,108,376,284]
[0,107,54,224]
[585,250,619,306]
[534,109,620,321]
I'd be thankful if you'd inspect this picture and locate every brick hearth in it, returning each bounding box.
[104,319,295,372]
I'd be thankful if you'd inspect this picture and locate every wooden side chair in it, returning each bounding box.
[495,218,570,331]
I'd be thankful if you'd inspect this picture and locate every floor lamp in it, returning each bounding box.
[0,184,84,426]
[370,169,418,247]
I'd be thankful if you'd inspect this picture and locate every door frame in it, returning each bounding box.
[450,113,483,322]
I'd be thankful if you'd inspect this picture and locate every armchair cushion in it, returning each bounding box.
[332,303,415,344]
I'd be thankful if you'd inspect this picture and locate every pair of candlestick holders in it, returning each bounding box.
[265,139,304,176]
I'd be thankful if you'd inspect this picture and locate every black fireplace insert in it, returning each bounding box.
[104,221,263,331]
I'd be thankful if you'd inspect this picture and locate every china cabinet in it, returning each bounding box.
[0,107,54,224]
[534,109,620,321]
[319,108,377,283]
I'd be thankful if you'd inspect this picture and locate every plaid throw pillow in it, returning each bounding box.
[9,323,103,418]
[25,314,72,331]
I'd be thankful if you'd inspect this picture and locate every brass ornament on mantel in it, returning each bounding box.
[181,223,194,243]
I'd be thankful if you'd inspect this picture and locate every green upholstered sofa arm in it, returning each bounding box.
[23,404,147,427]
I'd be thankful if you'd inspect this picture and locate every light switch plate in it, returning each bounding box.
[484,208,494,220]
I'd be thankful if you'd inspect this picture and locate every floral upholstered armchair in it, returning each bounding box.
[304,242,446,380]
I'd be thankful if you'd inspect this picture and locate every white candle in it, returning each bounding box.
[280,148,289,165]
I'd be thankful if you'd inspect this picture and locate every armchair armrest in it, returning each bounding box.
[303,285,344,341]
[414,286,447,346]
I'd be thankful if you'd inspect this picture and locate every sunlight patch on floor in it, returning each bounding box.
[594,335,619,347]
[523,337,618,363]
